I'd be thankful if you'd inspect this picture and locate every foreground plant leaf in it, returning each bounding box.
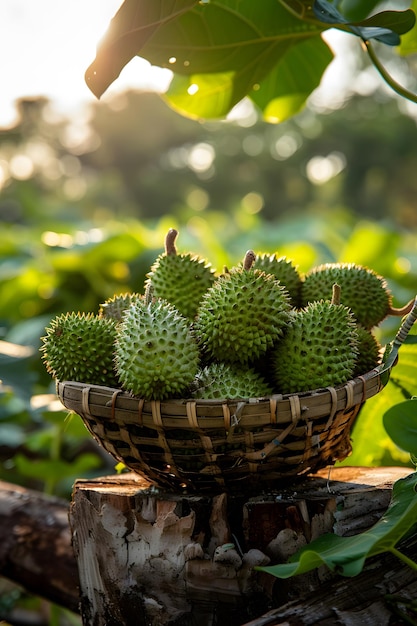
[336,0,387,22]
[384,399,417,455]
[340,318,417,467]
[257,472,417,579]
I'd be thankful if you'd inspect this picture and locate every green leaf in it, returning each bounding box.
[384,399,417,456]
[161,2,329,119]
[142,1,323,71]
[257,472,417,579]
[14,453,102,482]
[250,35,333,123]
[164,71,242,119]
[389,338,417,397]
[338,0,386,22]
[342,382,411,467]
[357,11,416,37]
[163,39,296,120]
[340,320,417,467]
[313,1,415,46]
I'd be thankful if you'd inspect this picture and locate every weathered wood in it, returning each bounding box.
[0,480,79,613]
[70,466,414,626]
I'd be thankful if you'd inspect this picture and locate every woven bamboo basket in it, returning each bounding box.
[57,299,417,494]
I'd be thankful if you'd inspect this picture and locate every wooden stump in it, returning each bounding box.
[69,466,415,626]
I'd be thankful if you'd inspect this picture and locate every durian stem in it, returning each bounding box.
[331,283,341,306]
[243,250,256,271]
[387,298,415,318]
[392,297,417,349]
[144,282,154,306]
[165,228,178,256]
[382,296,417,372]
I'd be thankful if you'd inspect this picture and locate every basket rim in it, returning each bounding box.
[56,360,391,411]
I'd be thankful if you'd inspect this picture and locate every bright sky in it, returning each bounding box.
[0,0,171,128]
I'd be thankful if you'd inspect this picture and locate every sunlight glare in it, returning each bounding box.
[0,1,171,127]
[271,133,301,160]
[306,152,346,185]
[242,192,264,214]
[0,161,10,190]
[0,340,34,358]
[187,84,199,95]
[9,154,34,180]
[187,143,215,173]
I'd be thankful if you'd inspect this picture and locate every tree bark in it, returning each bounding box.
[0,480,79,613]
[69,466,415,626]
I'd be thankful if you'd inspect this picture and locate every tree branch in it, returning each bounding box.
[0,480,80,614]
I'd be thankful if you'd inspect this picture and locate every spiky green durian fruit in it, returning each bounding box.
[41,312,119,387]
[252,253,302,307]
[99,292,142,322]
[353,326,382,376]
[195,250,291,365]
[191,362,273,399]
[114,298,199,400]
[145,228,216,319]
[272,288,359,393]
[301,263,391,329]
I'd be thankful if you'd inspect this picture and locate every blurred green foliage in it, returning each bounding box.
[1,90,417,504]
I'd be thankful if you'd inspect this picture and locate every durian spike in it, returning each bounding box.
[243,250,256,271]
[387,297,415,317]
[165,228,178,256]
[331,283,341,305]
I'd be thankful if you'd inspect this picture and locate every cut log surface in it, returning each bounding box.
[69,466,416,626]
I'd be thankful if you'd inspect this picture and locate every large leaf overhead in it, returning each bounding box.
[85,0,328,118]
[164,35,332,121]
[85,0,198,99]
[250,35,333,123]
[151,1,331,119]
[85,0,417,120]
